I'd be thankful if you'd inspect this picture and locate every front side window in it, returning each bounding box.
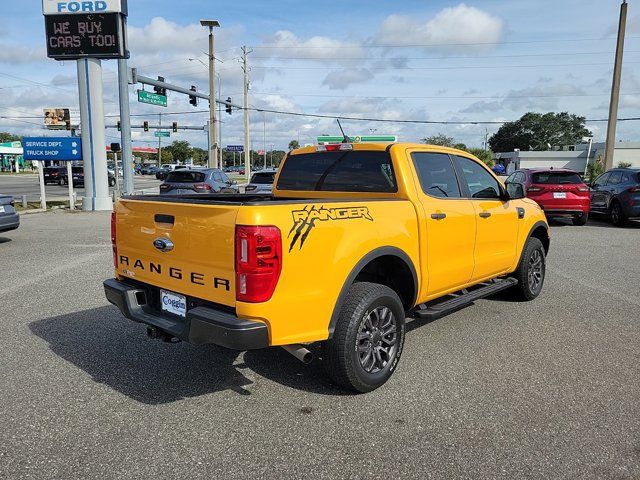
[593,173,610,187]
[455,156,502,199]
[411,152,461,198]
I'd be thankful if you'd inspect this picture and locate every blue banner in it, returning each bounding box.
[23,137,82,161]
[226,145,244,152]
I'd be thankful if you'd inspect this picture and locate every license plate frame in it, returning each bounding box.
[553,192,567,199]
[160,289,187,318]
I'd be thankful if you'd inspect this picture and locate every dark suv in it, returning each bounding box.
[72,167,117,188]
[590,168,640,226]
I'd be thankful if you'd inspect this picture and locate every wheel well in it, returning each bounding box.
[530,225,550,254]
[354,255,416,309]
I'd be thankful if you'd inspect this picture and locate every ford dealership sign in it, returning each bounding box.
[42,0,127,15]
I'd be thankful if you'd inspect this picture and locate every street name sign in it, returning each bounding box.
[42,0,127,15]
[155,131,171,138]
[44,12,127,59]
[138,90,167,107]
[226,145,244,152]
[23,137,82,161]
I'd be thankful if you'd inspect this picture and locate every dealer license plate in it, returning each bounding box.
[553,192,567,199]
[160,289,187,317]
[0,206,5,213]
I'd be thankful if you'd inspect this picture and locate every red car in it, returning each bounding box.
[505,168,590,225]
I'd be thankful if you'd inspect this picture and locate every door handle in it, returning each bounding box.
[431,213,447,220]
[479,212,492,219]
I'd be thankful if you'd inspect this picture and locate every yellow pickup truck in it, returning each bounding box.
[104,143,549,392]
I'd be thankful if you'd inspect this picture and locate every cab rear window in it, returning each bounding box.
[276,151,397,192]
[531,172,582,184]
[166,171,206,183]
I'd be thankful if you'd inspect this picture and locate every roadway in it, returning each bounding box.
[0,212,638,478]
[0,174,161,201]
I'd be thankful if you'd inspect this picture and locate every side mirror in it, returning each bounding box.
[505,182,526,200]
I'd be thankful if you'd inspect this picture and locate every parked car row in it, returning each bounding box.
[43,167,116,187]
[159,168,238,195]
[505,167,640,226]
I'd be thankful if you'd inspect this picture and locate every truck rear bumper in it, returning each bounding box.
[103,278,269,350]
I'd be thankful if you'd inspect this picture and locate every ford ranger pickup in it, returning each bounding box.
[104,143,550,392]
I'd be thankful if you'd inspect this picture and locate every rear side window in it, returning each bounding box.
[251,172,276,184]
[166,171,205,183]
[531,171,582,184]
[607,171,622,185]
[276,150,397,192]
[411,152,461,198]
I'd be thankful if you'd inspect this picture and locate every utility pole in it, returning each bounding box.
[263,110,267,169]
[241,46,252,182]
[605,0,627,170]
[201,20,220,169]
[218,74,223,168]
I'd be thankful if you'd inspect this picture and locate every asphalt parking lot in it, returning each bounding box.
[0,211,638,479]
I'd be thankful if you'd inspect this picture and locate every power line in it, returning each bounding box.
[249,61,640,71]
[250,35,640,49]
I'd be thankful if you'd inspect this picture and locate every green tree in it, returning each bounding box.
[586,155,605,182]
[421,134,468,151]
[165,140,192,163]
[489,112,591,153]
[0,132,21,143]
[192,147,208,166]
[467,148,494,167]
[288,140,300,150]
[617,161,632,168]
[422,133,455,147]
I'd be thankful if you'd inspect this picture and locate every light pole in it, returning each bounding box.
[200,19,220,169]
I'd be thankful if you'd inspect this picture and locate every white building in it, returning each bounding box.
[496,141,640,174]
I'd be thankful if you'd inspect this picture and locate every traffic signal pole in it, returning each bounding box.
[117,57,135,194]
[242,46,252,182]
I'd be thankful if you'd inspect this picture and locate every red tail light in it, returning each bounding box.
[193,183,212,192]
[630,187,640,193]
[235,225,282,303]
[111,211,117,269]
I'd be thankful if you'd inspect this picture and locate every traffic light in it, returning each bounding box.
[143,121,149,132]
[172,122,178,133]
[117,121,121,132]
[189,86,198,107]
[154,76,166,96]
[225,97,232,115]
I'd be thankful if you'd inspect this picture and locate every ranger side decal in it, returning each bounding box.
[288,205,374,252]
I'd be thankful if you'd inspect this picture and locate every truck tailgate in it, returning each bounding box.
[114,199,238,307]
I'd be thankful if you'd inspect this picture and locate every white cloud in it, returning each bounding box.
[322,68,374,90]
[260,30,364,64]
[374,4,504,53]
[0,44,46,64]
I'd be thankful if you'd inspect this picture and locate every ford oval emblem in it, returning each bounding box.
[153,238,174,252]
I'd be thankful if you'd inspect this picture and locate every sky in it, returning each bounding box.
[1,0,639,152]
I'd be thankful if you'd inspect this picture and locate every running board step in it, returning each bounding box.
[413,278,518,320]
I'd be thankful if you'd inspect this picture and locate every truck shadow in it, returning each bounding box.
[29,306,345,404]
[0,236,12,244]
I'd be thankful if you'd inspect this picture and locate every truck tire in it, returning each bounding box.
[509,237,546,301]
[323,282,405,393]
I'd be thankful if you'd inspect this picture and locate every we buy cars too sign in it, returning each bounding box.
[42,1,128,60]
